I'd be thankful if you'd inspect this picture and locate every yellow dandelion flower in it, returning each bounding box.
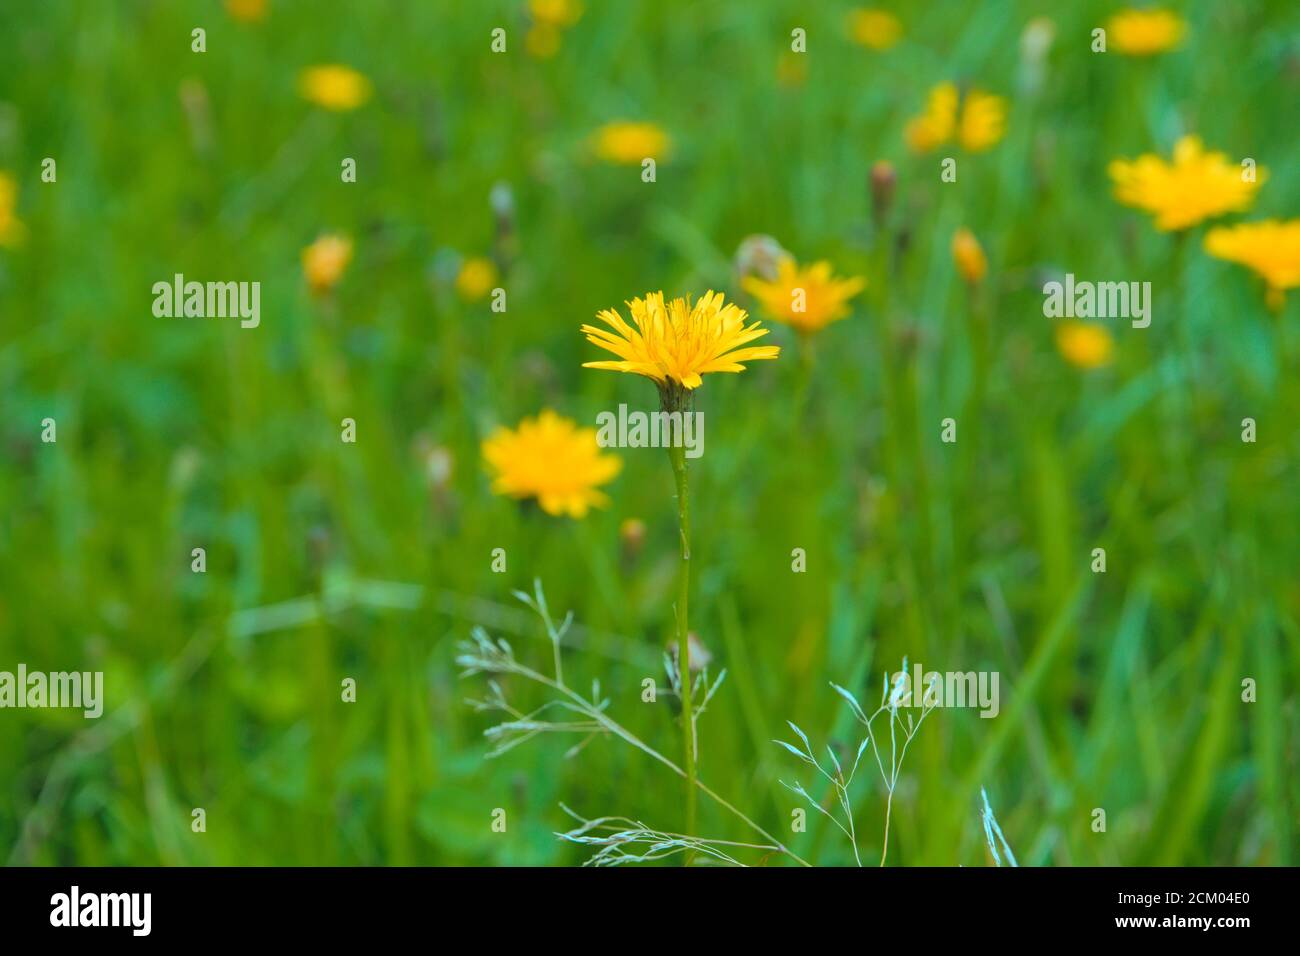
[529,0,582,28]
[0,172,26,248]
[1205,219,1300,310]
[298,65,371,112]
[482,409,621,518]
[1056,321,1114,369]
[1107,8,1185,56]
[456,256,498,301]
[1108,135,1265,232]
[302,233,353,294]
[582,290,780,390]
[904,82,1006,153]
[847,9,903,51]
[591,121,671,164]
[225,0,267,22]
[743,257,866,334]
[951,228,987,285]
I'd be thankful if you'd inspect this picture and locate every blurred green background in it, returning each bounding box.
[1,0,1297,866]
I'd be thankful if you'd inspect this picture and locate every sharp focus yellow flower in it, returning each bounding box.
[0,172,26,248]
[225,0,267,22]
[904,83,1007,153]
[302,233,353,294]
[591,122,671,164]
[582,290,780,390]
[1108,135,1265,232]
[298,65,371,111]
[1107,8,1186,56]
[1056,321,1114,369]
[951,228,987,285]
[1204,219,1300,310]
[529,0,582,28]
[482,410,621,518]
[743,257,865,334]
[847,9,903,50]
[456,256,498,301]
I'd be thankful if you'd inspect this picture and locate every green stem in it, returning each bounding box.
[663,382,696,845]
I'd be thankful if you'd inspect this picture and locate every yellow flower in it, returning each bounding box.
[302,234,353,294]
[847,9,903,50]
[904,82,1006,153]
[1056,321,1114,369]
[482,410,621,518]
[1107,8,1185,56]
[591,121,671,164]
[951,229,987,285]
[298,65,371,111]
[1204,219,1300,310]
[1108,135,1264,232]
[0,172,25,248]
[529,0,582,28]
[225,0,267,22]
[743,257,865,334]
[582,290,780,390]
[456,256,498,301]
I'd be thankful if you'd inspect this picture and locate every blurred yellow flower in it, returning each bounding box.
[776,50,808,87]
[482,409,621,518]
[1108,135,1264,232]
[1204,219,1300,310]
[0,172,26,248]
[1056,321,1114,368]
[582,291,780,390]
[905,82,1006,153]
[1107,8,1185,56]
[302,234,353,294]
[298,65,371,111]
[951,228,987,285]
[225,0,267,22]
[525,25,562,58]
[456,256,498,301]
[743,257,865,334]
[529,0,582,28]
[847,9,903,50]
[591,121,671,164]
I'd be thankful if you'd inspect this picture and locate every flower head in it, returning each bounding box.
[298,65,371,111]
[1107,8,1185,56]
[582,290,779,390]
[482,410,621,518]
[530,0,582,28]
[847,9,903,50]
[456,256,498,301]
[905,83,1006,153]
[1205,219,1300,310]
[1108,135,1264,231]
[1056,321,1114,369]
[591,122,670,164]
[302,233,353,294]
[743,257,865,334]
[0,172,25,248]
[951,228,987,285]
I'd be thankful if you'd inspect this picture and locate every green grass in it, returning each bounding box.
[1,0,1297,866]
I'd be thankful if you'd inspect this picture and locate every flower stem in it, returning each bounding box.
[663,383,697,845]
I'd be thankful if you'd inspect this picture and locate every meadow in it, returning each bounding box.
[1,0,1297,866]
